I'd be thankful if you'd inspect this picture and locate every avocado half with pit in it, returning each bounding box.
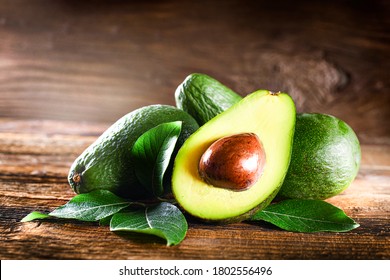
[172,90,296,222]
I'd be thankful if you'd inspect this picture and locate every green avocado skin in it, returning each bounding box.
[278,113,361,200]
[175,73,242,125]
[68,105,199,199]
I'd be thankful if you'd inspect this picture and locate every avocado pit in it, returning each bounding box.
[198,133,266,191]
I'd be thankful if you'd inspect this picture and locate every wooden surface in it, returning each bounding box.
[0,118,389,259]
[0,0,389,259]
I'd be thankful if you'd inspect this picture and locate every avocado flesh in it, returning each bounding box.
[172,90,296,222]
[68,105,199,199]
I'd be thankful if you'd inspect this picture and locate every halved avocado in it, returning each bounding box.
[172,90,296,222]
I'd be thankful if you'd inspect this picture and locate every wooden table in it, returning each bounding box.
[0,0,389,259]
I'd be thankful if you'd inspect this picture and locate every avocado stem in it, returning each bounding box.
[72,173,82,184]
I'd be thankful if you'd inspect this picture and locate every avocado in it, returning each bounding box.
[68,105,199,199]
[175,73,242,125]
[176,73,361,200]
[278,113,361,200]
[172,90,296,222]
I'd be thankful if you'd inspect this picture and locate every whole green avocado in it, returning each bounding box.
[175,73,361,200]
[278,113,361,200]
[175,73,242,125]
[68,105,199,199]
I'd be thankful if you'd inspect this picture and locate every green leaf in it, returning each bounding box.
[20,211,50,222]
[110,202,187,246]
[49,190,131,222]
[250,199,360,232]
[131,121,182,197]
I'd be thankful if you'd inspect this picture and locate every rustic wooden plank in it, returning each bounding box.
[0,118,389,259]
[0,211,388,260]
[0,118,108,136]
[1,175,389,261]
[0,0,388,142]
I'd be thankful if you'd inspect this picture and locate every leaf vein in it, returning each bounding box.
[261,210,353,225]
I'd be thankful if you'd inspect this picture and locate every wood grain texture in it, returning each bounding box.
[0,0,389,260]
[0,119,389,260]
[0,0,389,143]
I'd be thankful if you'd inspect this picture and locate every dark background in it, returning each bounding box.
[0,0,388,144]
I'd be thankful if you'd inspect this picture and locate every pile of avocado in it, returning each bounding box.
[68,73,361,223]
